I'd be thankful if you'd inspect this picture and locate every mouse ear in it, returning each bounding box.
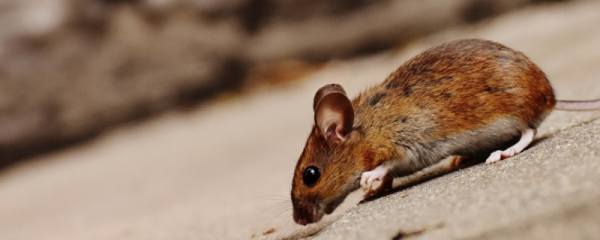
[313,84,354,146]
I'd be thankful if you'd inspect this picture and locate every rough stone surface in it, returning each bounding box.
[0,1,599,240]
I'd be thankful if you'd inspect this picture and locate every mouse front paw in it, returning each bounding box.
[360,165,392,198]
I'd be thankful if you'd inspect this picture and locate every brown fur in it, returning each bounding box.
[291,39,556,225]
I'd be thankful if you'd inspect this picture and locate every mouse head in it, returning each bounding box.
[291,84,365,225]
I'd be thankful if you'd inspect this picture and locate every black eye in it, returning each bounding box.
[303,166,320,187]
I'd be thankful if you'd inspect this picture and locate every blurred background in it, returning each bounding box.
[1,0,600,240]
[0,0,569,166]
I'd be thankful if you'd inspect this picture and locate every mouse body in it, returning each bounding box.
[291,39,600,225]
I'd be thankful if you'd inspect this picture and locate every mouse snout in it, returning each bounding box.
[292,200,324,225]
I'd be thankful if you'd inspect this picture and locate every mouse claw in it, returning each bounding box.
[360,165,392,198]
[485,150,503,164]
[486,128,536,164]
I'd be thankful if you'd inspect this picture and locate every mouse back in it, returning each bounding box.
[354,39,555,138]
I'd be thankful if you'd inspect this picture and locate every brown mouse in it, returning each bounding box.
[290,39,600,225]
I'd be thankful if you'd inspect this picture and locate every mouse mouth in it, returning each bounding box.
[293,211,324,225]
[292,195,347,225]
[293,207,324,225]
[292,200,324,225]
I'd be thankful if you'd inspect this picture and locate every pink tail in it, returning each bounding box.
[555,99,600,111]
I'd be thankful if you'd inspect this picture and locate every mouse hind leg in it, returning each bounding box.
[485,128,536,164]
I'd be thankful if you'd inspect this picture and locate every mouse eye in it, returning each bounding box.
[303,166,320,187]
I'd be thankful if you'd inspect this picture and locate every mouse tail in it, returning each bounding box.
[555,99,600,111]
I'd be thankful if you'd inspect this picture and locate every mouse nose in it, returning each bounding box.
[293,205,315,225]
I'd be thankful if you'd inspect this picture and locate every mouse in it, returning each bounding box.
[290,39,600,225]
